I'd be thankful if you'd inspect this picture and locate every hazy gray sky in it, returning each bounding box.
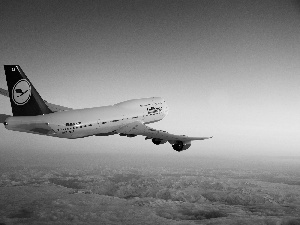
[0,0,299,156]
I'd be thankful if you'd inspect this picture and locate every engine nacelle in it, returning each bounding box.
[152,138,167,145]
[119,133,137,138]
[182,144,191,150]
[172,141,191,152]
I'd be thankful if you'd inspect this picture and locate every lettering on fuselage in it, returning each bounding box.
[140,102,164,116]
[147,106,162,115]
[57,121,93,135]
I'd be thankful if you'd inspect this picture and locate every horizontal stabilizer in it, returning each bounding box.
[0,114,10,123]
[5,120,56,135]
[0,88,9,97]
[43,101,73,112]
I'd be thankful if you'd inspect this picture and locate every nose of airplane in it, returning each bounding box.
[155,97,168,116]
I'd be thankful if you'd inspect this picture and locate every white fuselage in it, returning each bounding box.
[5,97,169,139]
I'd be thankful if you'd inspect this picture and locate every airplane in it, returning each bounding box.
[0,65,212,152]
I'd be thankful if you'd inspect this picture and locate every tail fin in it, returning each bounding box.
[4,65,53,116]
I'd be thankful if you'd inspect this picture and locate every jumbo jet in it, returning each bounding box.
[0,65,212,152]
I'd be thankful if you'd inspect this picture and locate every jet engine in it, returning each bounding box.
[119,133,137,138]
[152,138,167,145]
[172,141,191,152]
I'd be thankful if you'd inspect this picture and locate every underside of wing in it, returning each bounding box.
[116,121,212,152]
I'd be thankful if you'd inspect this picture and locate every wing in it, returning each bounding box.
[0,87,72,112]
[116,121,212,151]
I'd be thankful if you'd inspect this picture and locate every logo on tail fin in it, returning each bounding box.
[12,79,31,105]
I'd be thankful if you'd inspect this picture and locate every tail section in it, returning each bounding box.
[4,65,53,116]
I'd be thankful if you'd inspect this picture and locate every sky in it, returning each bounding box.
[0,0,299,156]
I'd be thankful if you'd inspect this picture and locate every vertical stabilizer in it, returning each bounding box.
[4,65,53,116]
